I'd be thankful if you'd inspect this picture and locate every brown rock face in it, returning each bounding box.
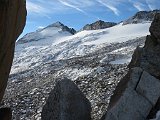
[0,0,26,102]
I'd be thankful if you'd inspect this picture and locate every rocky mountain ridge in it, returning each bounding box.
[48,21,76,35]
[123,9,160,25]
[82,20,117,30]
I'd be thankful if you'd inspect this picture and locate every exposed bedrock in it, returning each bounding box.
[102,13,160,120]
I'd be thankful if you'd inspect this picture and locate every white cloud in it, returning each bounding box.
[26,0,160,19]
[26,1,49,14]
[132,2,146,11]
[58,0,87,14]
[96,0,121,15]
[145,0,160,10]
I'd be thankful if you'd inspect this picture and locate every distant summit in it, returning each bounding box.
[46,21,76,35]
[123,10,160,25]
[17,21,75,44]
[82,20,117,30]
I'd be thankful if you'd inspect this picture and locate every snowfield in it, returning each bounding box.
[11,22,151,74]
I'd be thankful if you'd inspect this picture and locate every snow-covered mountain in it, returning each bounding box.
[17,21,76,44]
[4,11,154,120]
[11,21,150,74]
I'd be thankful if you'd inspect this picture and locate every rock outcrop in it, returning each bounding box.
[129,13,160,79]
[82,20,117,30]
[102,13,160,120]
[41,78,91,120]
[123,10,160,25]
[0,0,26,103]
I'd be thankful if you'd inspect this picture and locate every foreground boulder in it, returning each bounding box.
[0,0,26,102]
[102,13,160,120]
[101,68,160,120]
[41,78,91,120]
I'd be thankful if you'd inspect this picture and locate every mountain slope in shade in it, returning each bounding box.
[123,10,160,25]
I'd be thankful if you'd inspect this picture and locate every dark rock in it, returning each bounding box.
[129,13,160,79]
[41,78,91,120]
[0,108,12,120]
[82,20,117,30]
[0,0,26,102]
[149,13,160,43]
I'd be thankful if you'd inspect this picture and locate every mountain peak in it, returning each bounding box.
[82,20,117,30]
[40,21,76,35]
[123,9,160,25]
[47,21,64,28]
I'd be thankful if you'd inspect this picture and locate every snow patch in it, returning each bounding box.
[110,58,131,64]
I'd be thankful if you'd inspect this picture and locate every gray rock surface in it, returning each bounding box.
[136,71,160,105]
[129,13,160,79]
[102,13,160,120]
[41,78,91,120]
[0,0,26,103]
[102,67,160,120]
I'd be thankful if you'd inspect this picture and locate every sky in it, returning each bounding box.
[22,0,160,37]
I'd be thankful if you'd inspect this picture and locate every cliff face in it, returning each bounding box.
[102,13,160,120]
[129,13,160,79]
[0,0,26,102]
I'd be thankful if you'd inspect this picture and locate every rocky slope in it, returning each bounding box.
[123,10,160,25]
[102,13,160,120]
[10,21,150,75]
[3,38,146,119]
[82,20,117,30]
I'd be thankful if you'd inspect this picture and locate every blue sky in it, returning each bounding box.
[23,0,160,37]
